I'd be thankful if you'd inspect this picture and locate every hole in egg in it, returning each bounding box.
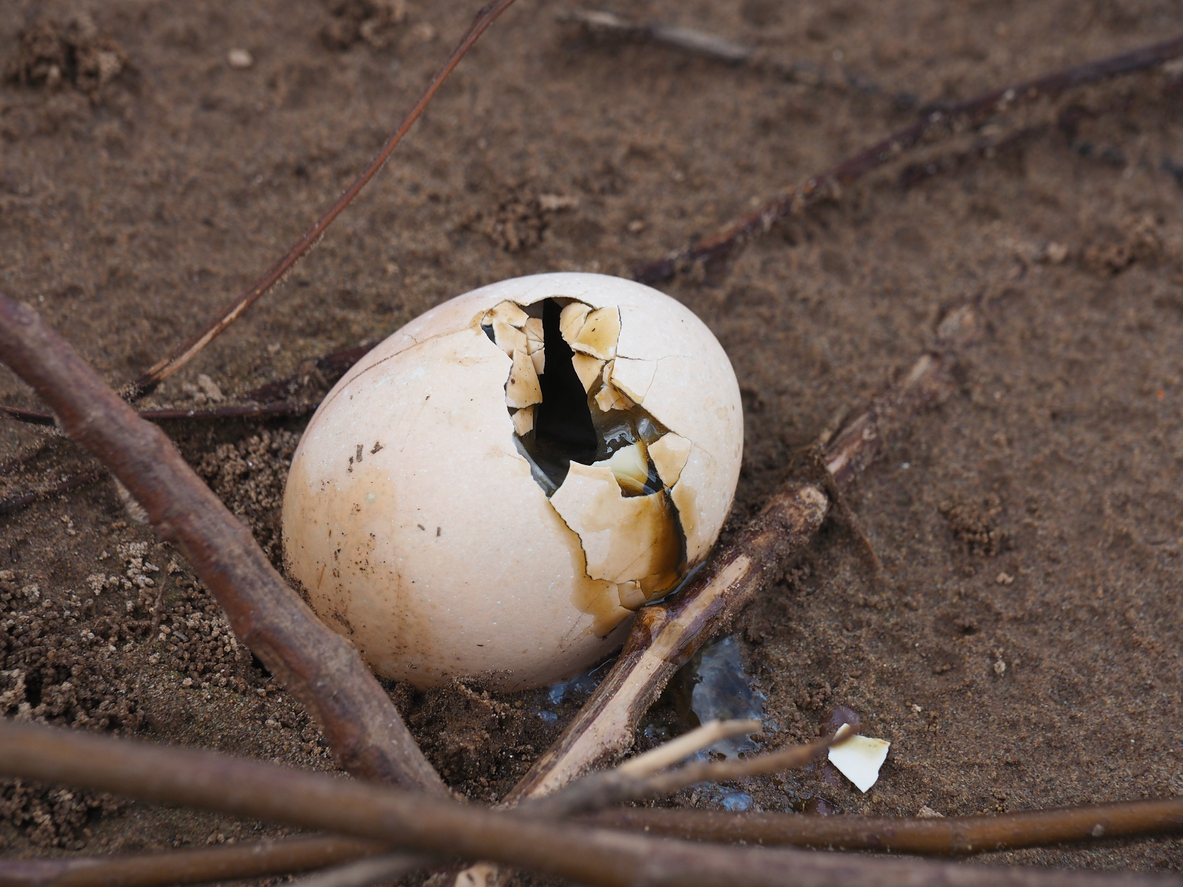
[481,296,693,609]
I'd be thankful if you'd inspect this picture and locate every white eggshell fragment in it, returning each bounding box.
[282,272,743,691]
[828,724,891,793]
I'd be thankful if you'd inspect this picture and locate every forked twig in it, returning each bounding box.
[123,0,520,399]
[0,718,1175,887]
[0,295,445,795]
[633,34,1183,284]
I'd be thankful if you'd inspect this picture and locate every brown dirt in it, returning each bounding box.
[1,0,1181,879]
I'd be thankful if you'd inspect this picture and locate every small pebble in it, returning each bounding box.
[228,48,254,69]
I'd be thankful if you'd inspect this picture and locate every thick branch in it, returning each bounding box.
[1,718,1176,887]
[0,296,445,794]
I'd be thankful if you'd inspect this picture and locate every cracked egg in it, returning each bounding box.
[281,272,742,691]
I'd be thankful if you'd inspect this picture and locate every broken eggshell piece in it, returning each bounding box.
[828,724,891,793]
[281,272,743,691]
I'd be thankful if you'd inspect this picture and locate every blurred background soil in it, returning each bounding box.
[0,0,1181,878]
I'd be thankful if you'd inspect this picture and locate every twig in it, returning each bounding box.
[583,800,1183,856]
[1,718,1177,887]
[123,0,519,399]
[8,795,1182,887]
[1,399,322,426]
[0,295,445,795]
[0,469,103,517]
[616,719,762,777]
[0,835,385,887]
[531,733,837,817]
[633,34,1183,284]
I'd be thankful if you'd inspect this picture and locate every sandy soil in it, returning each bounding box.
[1,0,1181,879]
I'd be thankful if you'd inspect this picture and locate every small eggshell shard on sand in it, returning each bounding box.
[828,724,891,793]
[282,272,743,691]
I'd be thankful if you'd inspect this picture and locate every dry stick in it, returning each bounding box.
[584,801,1183,857]
[8,797,1183,887]
[532,734,838,817]
[633,33,1183,285]
[0,295,445,795]
[1,719,1178,887]
[615,718,762,777]
[1,399,321,426]
[0,836,386,887]
[124,0,519,399]
[0,469,103,517]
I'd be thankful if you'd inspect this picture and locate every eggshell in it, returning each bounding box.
[281,272,743,691]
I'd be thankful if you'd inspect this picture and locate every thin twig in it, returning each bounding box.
[616,719,762,777]
[0,399,322,426]
[584,800,1183,856]
[1,718,1176,887]
[633,34,1183,284]
[505,483,830,804]
[124,0,520,399]
[531,734,838,817]
[0,835,384,887]
[0,469,103,517]
[0,295,446,795]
